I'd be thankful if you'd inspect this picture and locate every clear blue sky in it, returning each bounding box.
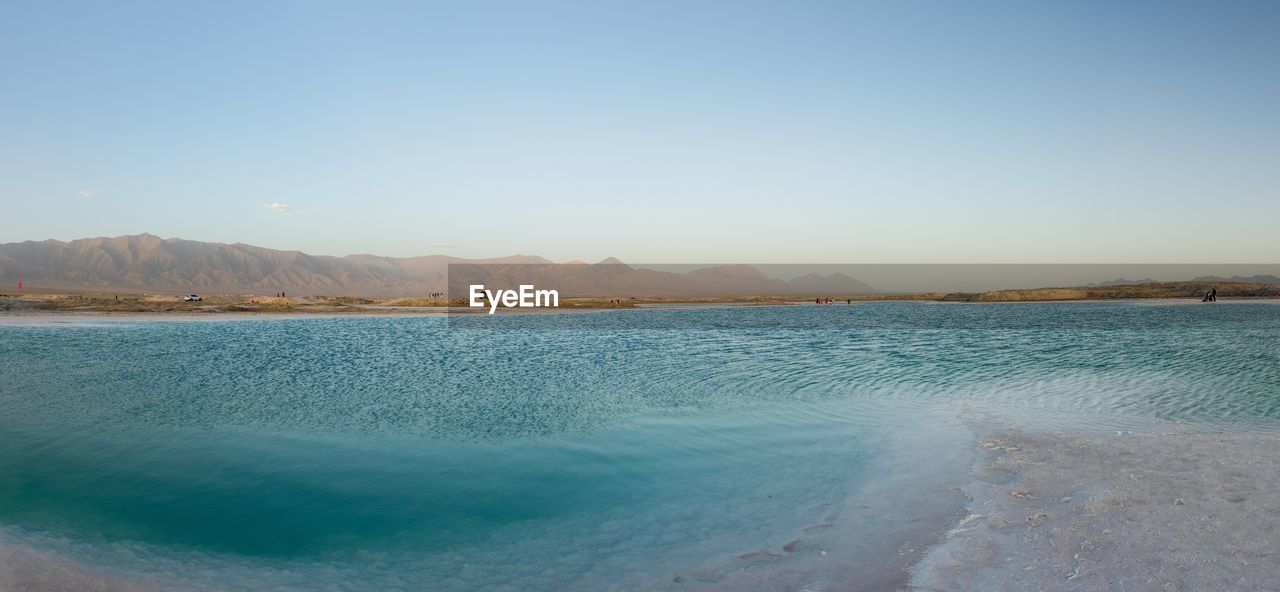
[2,0,1277,262]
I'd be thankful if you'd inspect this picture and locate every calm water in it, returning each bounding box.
[1,302,1278,591]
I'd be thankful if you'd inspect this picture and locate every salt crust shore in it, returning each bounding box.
[911,423,1280,591]
[0,539,167,592]
[8,421,1280,591]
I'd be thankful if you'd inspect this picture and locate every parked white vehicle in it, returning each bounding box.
[184,294,203,302]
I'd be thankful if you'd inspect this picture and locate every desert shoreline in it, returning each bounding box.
[4,284,1280,318]
[4,297,1279,322]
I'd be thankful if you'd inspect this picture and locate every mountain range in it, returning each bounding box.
[0,234,879,297]
[0,234,548,296]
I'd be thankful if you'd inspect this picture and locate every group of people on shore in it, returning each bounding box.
[815,297,852,305]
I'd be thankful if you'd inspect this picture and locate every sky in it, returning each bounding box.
[2,0,1278,263]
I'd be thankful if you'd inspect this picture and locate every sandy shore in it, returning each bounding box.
[6,285,1278,318]
[911,422,1280,591]
[0,293,804,317]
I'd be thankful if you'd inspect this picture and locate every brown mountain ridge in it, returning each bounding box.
[0,234,549,296]
[0,234,881,297]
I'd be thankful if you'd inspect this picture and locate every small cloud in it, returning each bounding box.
[79,189,96,198]
[430,242,461,249]
[261,202,301,215]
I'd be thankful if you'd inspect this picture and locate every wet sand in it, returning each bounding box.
[912,422,1280,591]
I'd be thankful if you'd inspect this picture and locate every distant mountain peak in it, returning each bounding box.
[0,234,554,296]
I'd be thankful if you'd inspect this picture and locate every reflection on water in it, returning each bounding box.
[1,302,1278,590]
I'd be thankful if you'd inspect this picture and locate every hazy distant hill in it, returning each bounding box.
[1089,278,1159,286]
[0,234,549,296]
[0,235,881,297]
[1191,274,1280,285]
[448,261,880,297]
[787,272,878,294]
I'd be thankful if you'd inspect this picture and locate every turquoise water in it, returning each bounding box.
[1,302,1278,591]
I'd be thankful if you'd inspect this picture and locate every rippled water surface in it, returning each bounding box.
[1,302,1278,591]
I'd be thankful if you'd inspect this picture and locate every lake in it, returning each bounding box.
[2,301,1278,591]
